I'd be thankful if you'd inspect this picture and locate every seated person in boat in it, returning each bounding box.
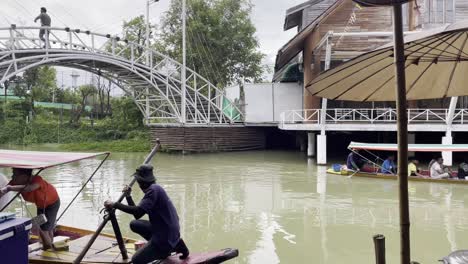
[408,157,424,177]
[0,168,60,250]
[381,155,396,174]
[347,150,365,171]
[104,164,189,264]
[430,157,451,179]
[458,160,468,179]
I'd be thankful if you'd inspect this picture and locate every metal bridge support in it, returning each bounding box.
[442,134,453,166]
[408,133,415,157]
[443,97,458,166]
[307,132,315,157]
[317,135,327,165]
[316,33,332,165]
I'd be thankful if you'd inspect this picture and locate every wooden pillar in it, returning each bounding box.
[303,29,322,114]
[407,0,418,109]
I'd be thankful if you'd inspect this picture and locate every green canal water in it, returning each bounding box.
[3,150,468,263]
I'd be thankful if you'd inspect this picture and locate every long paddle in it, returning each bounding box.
[347,169,359,179]
[73,139,161,264]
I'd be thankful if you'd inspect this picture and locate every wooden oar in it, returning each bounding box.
[73,139,161,264]
[347,169,360,179]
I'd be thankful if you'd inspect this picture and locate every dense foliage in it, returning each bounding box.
[159,0,265,87]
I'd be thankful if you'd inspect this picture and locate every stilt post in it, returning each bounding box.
[373,234,386,264]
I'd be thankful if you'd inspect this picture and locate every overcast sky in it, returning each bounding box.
[0,0,304,85]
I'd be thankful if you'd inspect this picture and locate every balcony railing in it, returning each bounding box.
[280,108,468,126]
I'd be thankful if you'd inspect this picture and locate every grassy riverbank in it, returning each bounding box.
[59,138,151,152]
[1,101,151,152]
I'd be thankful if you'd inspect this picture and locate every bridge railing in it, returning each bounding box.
[280,108,468,127]
[0,26,244,125]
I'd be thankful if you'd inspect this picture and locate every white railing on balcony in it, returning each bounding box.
[280,108,468,126]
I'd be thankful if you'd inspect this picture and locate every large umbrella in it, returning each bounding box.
[306,3,468,264]
[307,22,468,101]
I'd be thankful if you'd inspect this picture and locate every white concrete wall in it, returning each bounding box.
[225,85,240,101]
[272,83,302,121]
[244,83,302,123]
[244,83,274,123]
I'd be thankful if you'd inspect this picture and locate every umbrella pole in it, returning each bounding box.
[392,3,410,264]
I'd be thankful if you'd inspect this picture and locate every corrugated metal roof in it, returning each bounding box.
[284,0,337,31]
[274,0,343,81]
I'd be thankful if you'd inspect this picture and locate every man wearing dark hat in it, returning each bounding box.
[104,164,189,263]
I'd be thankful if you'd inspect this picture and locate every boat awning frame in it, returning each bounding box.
[348,142,468,152]
[0,150,110,169]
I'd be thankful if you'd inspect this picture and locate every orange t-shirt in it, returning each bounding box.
[10,176,59,209]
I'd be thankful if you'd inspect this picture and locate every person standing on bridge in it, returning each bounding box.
[34,7,51,48]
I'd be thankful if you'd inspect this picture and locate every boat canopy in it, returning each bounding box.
[0,149,109,169]
[348,142,468,152]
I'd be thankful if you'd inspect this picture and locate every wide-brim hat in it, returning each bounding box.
[134,164,156,183]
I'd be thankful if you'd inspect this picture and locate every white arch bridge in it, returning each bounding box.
[0,26,243,125]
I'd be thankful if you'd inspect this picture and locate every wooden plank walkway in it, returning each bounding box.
[29,235,136,264]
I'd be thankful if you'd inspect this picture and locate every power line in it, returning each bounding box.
[187,7,225,85]
[48,0,88,29]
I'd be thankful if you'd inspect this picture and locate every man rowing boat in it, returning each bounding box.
[347,150,364,171]
[104,164,189,264]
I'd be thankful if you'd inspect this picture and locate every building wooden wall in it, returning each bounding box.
[303,0,394,111]
[150,127,266,152]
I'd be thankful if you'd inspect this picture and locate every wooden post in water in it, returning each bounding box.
[73,140,161,264]
[109,210,128,260]
[373,234,386,264]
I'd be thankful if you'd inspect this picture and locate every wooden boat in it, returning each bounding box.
[28,225,238,264]
[0,148,238,264]
[327,168,468,185]
[328,141,468,185]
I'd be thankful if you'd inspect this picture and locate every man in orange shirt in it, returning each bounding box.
[0,168,60,250]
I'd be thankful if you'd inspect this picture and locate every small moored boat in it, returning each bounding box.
[328,142,468,185]
[0,147,238,264]
[29,224,238,264]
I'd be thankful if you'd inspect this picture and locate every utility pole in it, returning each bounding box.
[146,0,159,122]
[181,0,187,123]
[71,71,80,91]
[146,0,159,65]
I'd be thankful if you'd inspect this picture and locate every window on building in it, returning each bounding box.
[425,0,455,24]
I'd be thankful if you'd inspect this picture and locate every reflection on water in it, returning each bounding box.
[2,150,468,263]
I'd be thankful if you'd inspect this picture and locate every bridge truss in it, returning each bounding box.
[0,25,243,125]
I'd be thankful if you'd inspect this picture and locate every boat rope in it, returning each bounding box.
[56,153,110,223]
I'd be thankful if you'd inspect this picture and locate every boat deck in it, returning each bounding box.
[327,169,468,185]
[29,234,136,264]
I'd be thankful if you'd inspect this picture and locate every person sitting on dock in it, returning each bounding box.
[408,157,424,177]
[430,157,451,179]
[0,168,60,250]
[381,155,396,174]
[347,150,364,171]
[104,164,189,264]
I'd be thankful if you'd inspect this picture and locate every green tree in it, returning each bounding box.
[12,66,57,114]
[111,15,157,59]
[160,0,264,87]
[110,96,144,129]
[71,84,97,124]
